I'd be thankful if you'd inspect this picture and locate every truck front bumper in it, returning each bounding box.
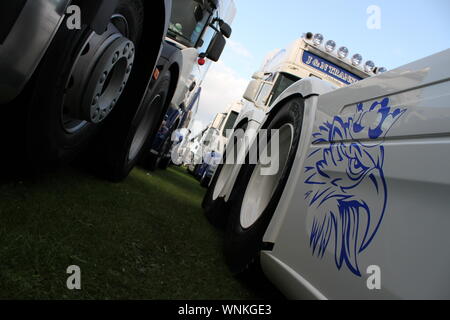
[0,0,70,104]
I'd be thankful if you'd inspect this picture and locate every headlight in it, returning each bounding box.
[378,67,388,73]
[313,33,324,46]
[351,54,363,66]
[365,60,375,73]
[325,40,336,52]
[337,46,349,59]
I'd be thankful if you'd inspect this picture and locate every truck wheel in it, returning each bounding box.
[202,160,230,229]
[98,68,172,182]
[144,127,175,172]
[26,0,144,168]
[200,172,211,188]
[158,156,172,170]
[224,97,304,274]
[156,127,176,171]
[202,123,249,228]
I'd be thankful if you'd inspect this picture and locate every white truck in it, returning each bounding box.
[142,0,237,171]
[184,125,220,174]
[0,0,173,181]
[180,101,242,175]
[204,33,450,298]
[203,32,381,226]
[193,100,243,185]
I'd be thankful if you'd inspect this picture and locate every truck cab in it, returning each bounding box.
[194,101,243,183]
[143,0,237,171]
[243,49,450,299]
[239,32,379,128]
[206,32,384,210]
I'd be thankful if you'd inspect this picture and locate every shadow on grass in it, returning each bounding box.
[0,164,285,300]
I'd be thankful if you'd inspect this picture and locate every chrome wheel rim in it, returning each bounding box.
[61,14,135,133]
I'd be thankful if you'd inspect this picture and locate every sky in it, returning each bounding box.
[193,0,450,133]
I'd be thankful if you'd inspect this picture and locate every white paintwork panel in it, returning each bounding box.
[263,49,450,299]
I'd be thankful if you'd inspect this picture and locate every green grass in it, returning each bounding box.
[0,166,280,300]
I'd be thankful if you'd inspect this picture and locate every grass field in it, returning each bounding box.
[0,166,282,300]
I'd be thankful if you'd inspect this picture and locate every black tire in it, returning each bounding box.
[224,97,304,274]
[143,123,176,172]
[202,122,249,229]
[25,7,100,168]
[158,156,171,169]
[144,153,159,172]
[202,160,230,229]
[25,0,148,172]
[98,69,172,182]
[158,133,175,171]
[200,174,211,188]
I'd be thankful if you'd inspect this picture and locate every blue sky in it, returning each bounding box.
[224,0,450,78]
[195,0,450,129]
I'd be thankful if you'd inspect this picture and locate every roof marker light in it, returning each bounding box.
[365,60,376,73]
[338,46,349,59]
[313,33,324,46]
[325,40,336,52]
[352,54,363,66]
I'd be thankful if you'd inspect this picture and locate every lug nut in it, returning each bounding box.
[92,95,99,105]
[123,44,130,55]
[93,109,99,120]
[100,72,107,84]
[112,52,119,64]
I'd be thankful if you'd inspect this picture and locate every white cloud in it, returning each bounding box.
[228,40,253,59]
[195,61,248,129]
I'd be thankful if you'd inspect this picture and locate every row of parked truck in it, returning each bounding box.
[0,0,235,181]
[2,0,450,300]
[188,32,450,299]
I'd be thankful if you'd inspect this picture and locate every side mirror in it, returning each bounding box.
[219,22,232,38]
[205,33,226,62]
[243,80,261,103]
[252,72,265,80]
[208,0,218,9]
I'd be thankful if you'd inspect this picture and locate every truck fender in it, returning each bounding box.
[82,0,172,37]
[266,78,337,115]
[262,95,321,245]
[79,0,119,35]
[159,41,184,74]
[257,79,337,245]
[153,41,183,117]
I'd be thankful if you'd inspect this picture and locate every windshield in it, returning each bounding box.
[222,111,239,137]
[168,0,212,48]
[271,73,301,103]
[203,128,218,147]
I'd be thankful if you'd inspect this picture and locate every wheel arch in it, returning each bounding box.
[151,41,183,134]
[266,78,337,115]
[234,117,251,131]
[167,63,181,113]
